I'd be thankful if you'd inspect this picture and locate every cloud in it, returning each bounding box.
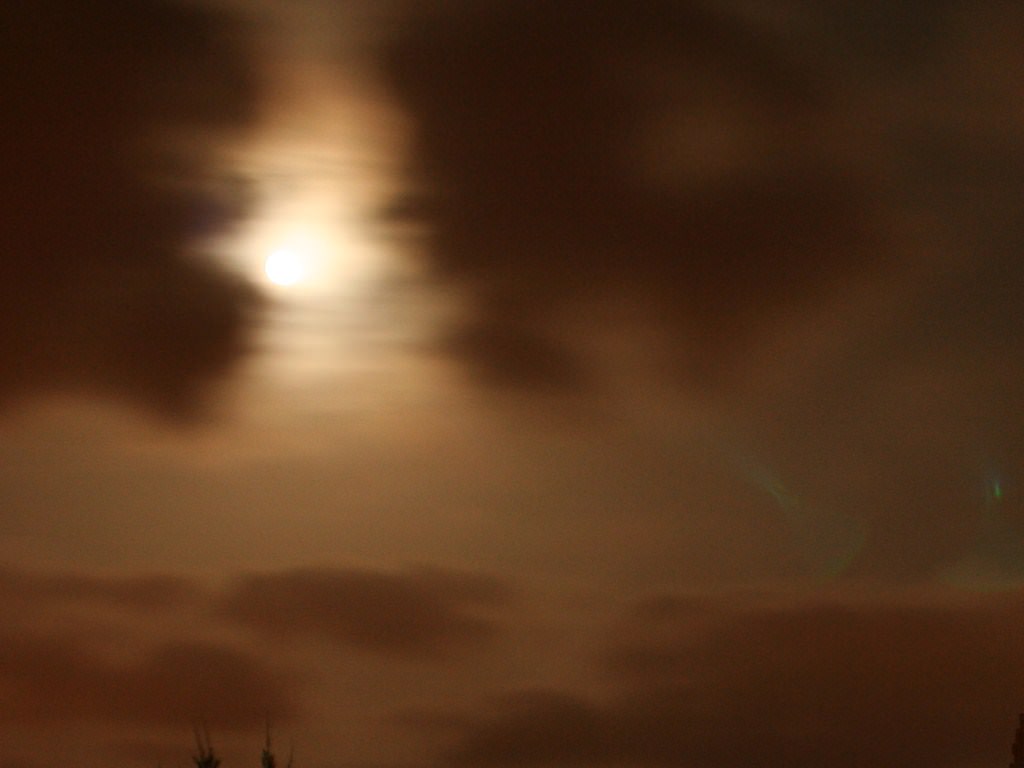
[419,589,1024,768]
[0,566,292,729]
[0,0,260,419]
[381,0,883,392]
[219,566,514,659]
[0,568,201,612]
[0,633,294,729]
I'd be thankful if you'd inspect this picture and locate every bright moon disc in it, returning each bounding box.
[265,247,308,287]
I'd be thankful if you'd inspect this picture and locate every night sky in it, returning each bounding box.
[2,1,1023,767]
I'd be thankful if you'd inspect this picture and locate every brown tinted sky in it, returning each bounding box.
[2,1,1023,767]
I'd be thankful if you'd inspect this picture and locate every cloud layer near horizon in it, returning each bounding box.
[412,590,1024,768]
[0,563,514,735]
[3,563,1024,768]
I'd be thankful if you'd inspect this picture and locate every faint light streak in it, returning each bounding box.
[732,450,865,580]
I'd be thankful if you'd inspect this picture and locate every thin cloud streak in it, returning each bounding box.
[219,566,514,659]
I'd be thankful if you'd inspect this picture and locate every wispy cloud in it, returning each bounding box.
[219,566,515,659]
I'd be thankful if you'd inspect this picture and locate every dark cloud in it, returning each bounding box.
[0,568,200,611]
[0,0,259,419]
[419,590,1024,768]
[444,690,612,765]
[219,566,513,659]
[382,0,881,392]
[0,633,294,729]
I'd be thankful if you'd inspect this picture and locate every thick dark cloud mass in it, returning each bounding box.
[219,566,512,659]
[423,590,1024,768]
[1,0,259,418]
[0,633,293,728]
[383,0,879,390]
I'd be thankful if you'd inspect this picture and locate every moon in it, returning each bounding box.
[262,228,329,290]
[264,246,309,287]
